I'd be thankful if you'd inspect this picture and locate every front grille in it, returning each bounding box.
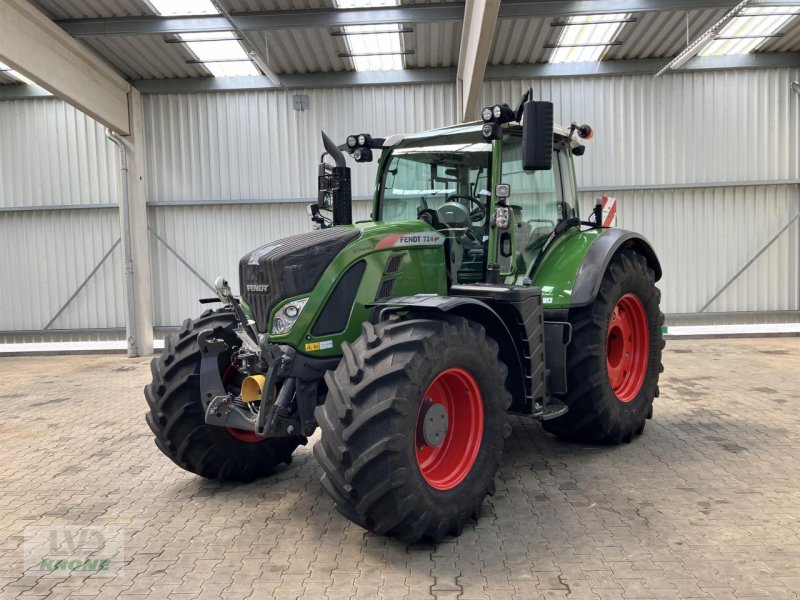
[239,227,361,332]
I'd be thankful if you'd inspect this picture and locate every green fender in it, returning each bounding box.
[531,228,661,310]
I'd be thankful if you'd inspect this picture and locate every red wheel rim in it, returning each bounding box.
[415,368,484,491]
[221,365,263,443]
[606,293,649,403]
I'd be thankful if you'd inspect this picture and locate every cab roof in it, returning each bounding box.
[383,120,574,148]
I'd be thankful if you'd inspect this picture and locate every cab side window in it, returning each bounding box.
[500,135,561,274]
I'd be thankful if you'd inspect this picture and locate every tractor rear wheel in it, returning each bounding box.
[315,316,511,543]
[144,309,305,482]
[543,249,664,444]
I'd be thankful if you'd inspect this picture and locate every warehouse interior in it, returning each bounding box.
[3,1,800,599]
[1,0,798,355]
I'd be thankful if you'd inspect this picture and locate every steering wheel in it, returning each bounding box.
[445,194,486,223]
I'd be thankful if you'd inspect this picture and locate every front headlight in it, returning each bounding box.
[271,298,309,335]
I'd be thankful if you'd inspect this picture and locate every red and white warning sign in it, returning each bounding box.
[601,195,617,227]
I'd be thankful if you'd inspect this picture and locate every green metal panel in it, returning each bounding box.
[530,227,607,308]
[371,147,391,219]
[267,219,447,358]
[486,138,502,266]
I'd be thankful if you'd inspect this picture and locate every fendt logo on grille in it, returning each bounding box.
[246,284,270,293]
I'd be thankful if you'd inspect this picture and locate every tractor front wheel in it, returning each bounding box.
[543,249,664,444]
[144,309,305,482]
[315,316,511,543]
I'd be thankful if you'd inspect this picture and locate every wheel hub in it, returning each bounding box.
[419,398,449,447]
[606,293,649,403]
[414,368,484,491]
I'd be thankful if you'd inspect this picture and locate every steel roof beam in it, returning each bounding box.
[80,52,798,96]
[56,6,460,36]
[3,52,796,101]
[54,0,795,37]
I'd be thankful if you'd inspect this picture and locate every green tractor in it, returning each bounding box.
[145,92,664,543]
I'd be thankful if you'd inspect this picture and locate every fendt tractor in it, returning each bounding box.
[145,91,664,543]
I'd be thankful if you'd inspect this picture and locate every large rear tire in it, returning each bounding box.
[144,309,305,482]
[543,249,664,444]
[315,317,511,543]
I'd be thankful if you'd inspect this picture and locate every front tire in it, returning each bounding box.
[543,249,664,444]
[315,317,511,543]
[144,309,305,482]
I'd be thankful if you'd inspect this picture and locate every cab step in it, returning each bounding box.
[540,398,568,420]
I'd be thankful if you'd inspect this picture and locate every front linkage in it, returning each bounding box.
[197,279,337,440]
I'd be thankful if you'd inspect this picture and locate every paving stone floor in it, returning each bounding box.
[0,337,799,599]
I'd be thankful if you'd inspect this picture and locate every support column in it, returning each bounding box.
[110,88,154,356]
[457,0,501,122]
[125,88,154,356]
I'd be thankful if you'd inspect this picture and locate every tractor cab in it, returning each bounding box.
[312,95,595,302]
[374,119,585,287]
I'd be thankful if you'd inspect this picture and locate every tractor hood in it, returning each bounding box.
[239,227,361,332]
[239,220,448,338]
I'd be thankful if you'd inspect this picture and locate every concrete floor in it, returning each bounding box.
[0,338,799,600]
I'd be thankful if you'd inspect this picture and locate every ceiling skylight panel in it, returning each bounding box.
[334,0,406,71]
[147,0,218,16]
[178,32,259,76]
[700,7,800,56]
[549,14,628,64]
[336,0,398,8]
[342,24,404,71]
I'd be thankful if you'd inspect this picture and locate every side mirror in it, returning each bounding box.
[522,100,553,171]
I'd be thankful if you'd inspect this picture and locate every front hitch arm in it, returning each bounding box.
[197,329,303,438]
[197,329,257,432]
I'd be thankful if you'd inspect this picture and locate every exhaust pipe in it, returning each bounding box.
[322,131,346,168]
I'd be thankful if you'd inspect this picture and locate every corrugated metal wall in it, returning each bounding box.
[0,99,124,341]
[0,99,118,208]
[480,69,800,188]
[484,68,800,318]
[148,201,372,326]
[1,68,798,342]
[578,185,799,315]
[143,83,455,325]
[143,84,457,204]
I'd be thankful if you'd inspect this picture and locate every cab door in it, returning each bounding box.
[495,131,563,280]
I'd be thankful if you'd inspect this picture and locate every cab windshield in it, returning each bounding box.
[378,138,491,283]
[379,141,491,225]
